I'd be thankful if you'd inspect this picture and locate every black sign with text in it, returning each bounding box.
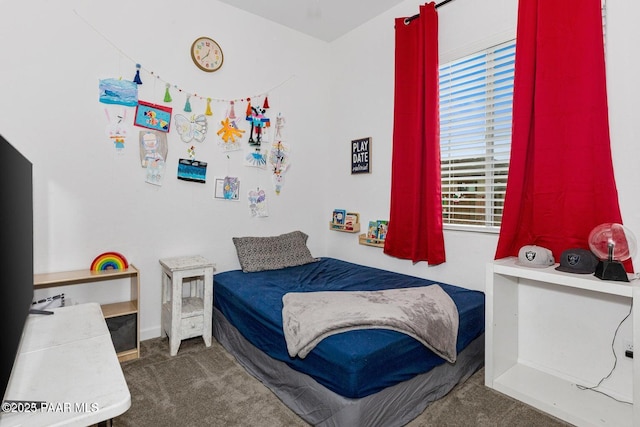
[351,137,371,174]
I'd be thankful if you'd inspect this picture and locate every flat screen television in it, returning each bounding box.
[0,134,34,402]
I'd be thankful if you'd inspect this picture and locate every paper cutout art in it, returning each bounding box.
[223,176,240,199]
[99,78,138,107]
[217,117,244,143]
[268,114,290,194]
[177,159,207,183]
[90,252,129,271]
[217,101,244,152]
[248,188,268,217]
[244,149,268,169]
[139,131,168,168]
[175,114,208,143]
[146,160,165,186]
[214,176,240,200]
[269,142,289,193]
[134,101,172,132]
[104,107,129,153]
[245,100,270,147]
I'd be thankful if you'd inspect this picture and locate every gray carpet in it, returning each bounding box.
[114,337,571,426]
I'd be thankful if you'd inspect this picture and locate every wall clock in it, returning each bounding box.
[191,37,223,72]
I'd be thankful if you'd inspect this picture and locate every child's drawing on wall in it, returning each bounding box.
[139,131,168,168]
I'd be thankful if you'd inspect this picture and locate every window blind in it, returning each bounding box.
[439,40,516,230]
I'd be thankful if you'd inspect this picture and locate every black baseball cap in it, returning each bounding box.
[555,248,599,274]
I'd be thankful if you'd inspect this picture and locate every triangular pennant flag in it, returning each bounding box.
[263,96,270,109]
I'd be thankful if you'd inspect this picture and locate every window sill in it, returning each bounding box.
[443,224,500,234]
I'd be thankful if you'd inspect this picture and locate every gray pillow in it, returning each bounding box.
[232,231,317,273]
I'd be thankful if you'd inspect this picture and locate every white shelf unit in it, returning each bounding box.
[485,257,640,427]
[33,265,140,362]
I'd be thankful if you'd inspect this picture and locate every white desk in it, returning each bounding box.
[0,303,131,427]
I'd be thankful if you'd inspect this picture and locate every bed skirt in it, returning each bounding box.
[213,307,484,427]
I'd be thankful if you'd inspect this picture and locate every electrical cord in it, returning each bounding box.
[575,300,633,404]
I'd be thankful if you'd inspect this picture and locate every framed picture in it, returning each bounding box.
[134,100,172,133]
[351,137,371,174]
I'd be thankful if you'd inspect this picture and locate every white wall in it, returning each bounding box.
[0,0,331,339]
[326,0,640,401]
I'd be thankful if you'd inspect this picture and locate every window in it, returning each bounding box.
[439,40,515,231]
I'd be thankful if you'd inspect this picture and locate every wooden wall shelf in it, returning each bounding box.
[358,234,385,248]
[34,265,140,362]
[329,222,361,233]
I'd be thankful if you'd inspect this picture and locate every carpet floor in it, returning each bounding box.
[113,337,571,426]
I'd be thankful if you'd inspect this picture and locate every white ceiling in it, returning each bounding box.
[217,0,406,42]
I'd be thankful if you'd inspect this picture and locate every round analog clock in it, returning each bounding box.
[191,37,223,72]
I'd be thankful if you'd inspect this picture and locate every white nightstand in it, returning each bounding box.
[160,255,215,356]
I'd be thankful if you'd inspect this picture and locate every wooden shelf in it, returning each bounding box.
[115,347,139,363]
[33,264,140,362]
[358,233,385,248]
[102,300,138,318]
[329,222,361,233]
[35,266,139,288]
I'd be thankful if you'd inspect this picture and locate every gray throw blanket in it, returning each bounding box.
[282,285,459,363]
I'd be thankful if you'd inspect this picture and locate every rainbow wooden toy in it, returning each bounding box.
[90,252,129,271]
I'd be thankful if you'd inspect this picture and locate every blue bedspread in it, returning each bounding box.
[213,257,485,399]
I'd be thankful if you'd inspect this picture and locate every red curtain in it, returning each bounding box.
[495,0,632,271]
[384,3,445,265]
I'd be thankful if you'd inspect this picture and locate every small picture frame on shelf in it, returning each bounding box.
[332,209,347,225]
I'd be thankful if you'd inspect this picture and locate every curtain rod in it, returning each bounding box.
[404,0,455,24]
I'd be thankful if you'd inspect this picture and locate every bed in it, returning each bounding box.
[213,232,485,426]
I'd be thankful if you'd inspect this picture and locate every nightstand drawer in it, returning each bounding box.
[180,314,204,339]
